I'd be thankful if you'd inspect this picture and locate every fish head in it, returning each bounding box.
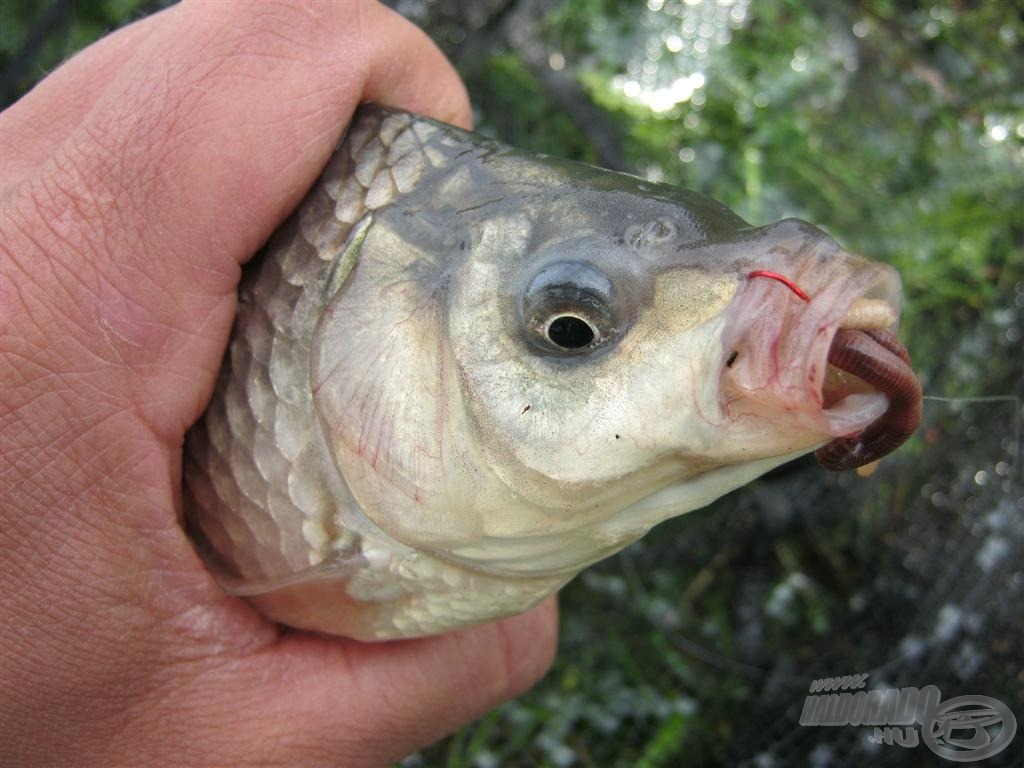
[312,117,909,576]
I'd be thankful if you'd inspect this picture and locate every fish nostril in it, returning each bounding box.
[726,350,739,368]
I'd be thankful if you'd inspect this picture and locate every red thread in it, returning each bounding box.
[747,270,810,301]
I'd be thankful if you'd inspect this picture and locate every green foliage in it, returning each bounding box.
[1,0,153,104]
[463,53,600,164]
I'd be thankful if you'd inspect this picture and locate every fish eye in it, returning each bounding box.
[521,261,619,356]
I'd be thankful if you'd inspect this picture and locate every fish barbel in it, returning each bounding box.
[184,106,921,639]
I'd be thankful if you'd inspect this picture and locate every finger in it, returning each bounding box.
[280,598,559,765]
[4,0,470,447]
[359,11,473,131]
[164,598,560,767]
[1,11,164,194]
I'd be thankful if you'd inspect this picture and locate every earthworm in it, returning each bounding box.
[860,327,911,365]
[815,328,923,471]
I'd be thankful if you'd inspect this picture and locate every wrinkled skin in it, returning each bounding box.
[185,107,918,640]
[1,3,556,767]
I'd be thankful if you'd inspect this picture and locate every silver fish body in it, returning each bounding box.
[184,106,913,640]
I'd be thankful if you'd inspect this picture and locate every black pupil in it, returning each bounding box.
[548,316,594,349]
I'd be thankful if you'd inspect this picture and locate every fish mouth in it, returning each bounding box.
[720,252,922,470]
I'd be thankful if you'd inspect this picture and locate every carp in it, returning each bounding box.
[184,106,921,639]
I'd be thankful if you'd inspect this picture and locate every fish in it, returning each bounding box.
[183,105,922,640]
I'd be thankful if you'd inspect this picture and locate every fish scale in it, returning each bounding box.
[186,114,407,578]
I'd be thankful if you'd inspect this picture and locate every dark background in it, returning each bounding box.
[4,1,1022,765]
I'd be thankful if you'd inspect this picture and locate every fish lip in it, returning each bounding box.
[719,254,903,438]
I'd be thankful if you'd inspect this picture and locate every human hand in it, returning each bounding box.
[0,2,557,766]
